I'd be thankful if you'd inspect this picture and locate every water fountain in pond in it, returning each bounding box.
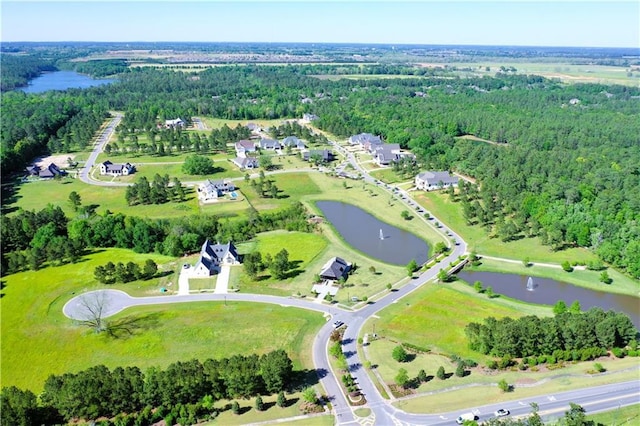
[380,229,384,240]
[526,276,536,291]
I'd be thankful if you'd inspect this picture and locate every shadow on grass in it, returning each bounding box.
[289,368,322,392]
[105,312,163,339]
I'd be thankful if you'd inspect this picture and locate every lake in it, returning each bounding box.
[457,270,640,328]
[19,71,116,93]
[316,200,429,265]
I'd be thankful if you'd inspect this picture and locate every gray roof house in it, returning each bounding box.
[319,257,352,281]
[303,149,334,163]
[415,171,459,191]
[372,144,416,166]
[192,240,241,276]
[302,113,319,123]
[100,160,135,176]
[235,140,257,157]
[281,136,306,150]
[259,138,281,151]
[197,179,236,202]
[348,133,383,148]
[231,156,259,170]
[27,163,65,179]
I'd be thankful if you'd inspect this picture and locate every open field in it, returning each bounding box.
[467,257,640,298]
[200,117,287,130]
[440,61,640,87]
[392,357,639,414]
[0,247,325,392]
[96,148,232,165]
[361,284,531,362]
[412,190,600,264]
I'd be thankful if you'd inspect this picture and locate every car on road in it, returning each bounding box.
[333,321,344,329]
[494,409,510,417]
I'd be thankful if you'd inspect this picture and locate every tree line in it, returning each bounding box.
[1,202,314,275]
[125,174,186,205]
[1,350,294,425]
[465,307,637,358]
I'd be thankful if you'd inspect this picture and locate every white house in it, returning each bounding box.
[415,171,459,191]
[235,140,257,158]
[231,157,259,170]
[100,160,135,176]
[165,118,185,129]
[192,240,241,277]
[197,179,236,202]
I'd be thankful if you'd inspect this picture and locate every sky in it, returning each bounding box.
[1,1,639,48]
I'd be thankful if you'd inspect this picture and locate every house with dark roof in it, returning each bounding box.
[192,240,241,277]
[319,257,351,281]
[415,171,459,191]
[231,156,259,170]
[100,160,135,176]
[302,149,334,164]
[26,163,65,179]
[235,140,257,158]
[197,179,236,202]
[281,136,306,150]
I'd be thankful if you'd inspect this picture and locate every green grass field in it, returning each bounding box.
[413,190,599,264]
[0,248,325,392]
[587,404,640,426]
[363,284,530,361]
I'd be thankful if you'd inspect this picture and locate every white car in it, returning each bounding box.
[494,409,510,417]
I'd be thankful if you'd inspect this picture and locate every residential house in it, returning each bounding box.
[415,171,459,191]
[348,133,383,148]
[281,136,306,150]
[319,257,351,281]
[100,160,135,176]
[259,138,281,151]
[235,140,257,158]
[246,122,262,133]
[231,157,259,170]
[302,113,319,123]
[197,179,236,202]
[371,144,416,166]
[192,240,241,277]
[26,163,65,179]
[165,118,185,129]
[302,149,334,163]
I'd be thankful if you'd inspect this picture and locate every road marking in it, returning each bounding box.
[547,395,556,401]
[519,401,526,405]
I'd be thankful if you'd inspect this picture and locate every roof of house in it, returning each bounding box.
[417,171,459,185]
[102,160,133,173]
[259,138,280,149]
[304,149,333,161]
[165,118,184,126]
[281,136,305,147]
[236,140,257,150]
[37,163,63,178]
[350,133,383,145]
[319,257,351,280]
[232,157,259,168]
[201,179,236,193]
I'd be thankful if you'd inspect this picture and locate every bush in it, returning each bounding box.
[402,342,430,353]
[561,261,573,272]
[463,359,478,368]
[593,363,606,373]
[277,391,286,408]
[392,345,409,362]
[611,347,627,358]
[182,154,214,175]
[418,369,428,382]
[498,379,511,392]
[455,363,465,377]
[436,366,446,379]
[486,360,498,370]
[497,355,512,369]
[231,401,240,415]
[255,396,264,411]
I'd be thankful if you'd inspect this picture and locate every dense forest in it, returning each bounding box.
[1,55,639,276]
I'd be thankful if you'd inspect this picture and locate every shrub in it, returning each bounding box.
[518,361,527,371]
[593,363,606,373]
[418,369,428,382]
[611,347,627,358]
[561,261,573,272]
[277,391,286,408]
[463,359,478,368]
[255,396,264,411]
[402,342,430,353]
[231,401,240,415]
[455,363,465,377]
[497,355,512,369]
[486,360,498,370]
[392,345,409,363]
[436,366,446,379]
[498,379,511,392]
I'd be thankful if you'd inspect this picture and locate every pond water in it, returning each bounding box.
[457,270,640,328]
[19,71,116,93]
[316,200,429,265]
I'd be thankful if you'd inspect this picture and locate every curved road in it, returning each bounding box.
[69,125,638,424]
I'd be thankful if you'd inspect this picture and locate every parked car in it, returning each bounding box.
[333,321,344,329]
[494,409,510,417]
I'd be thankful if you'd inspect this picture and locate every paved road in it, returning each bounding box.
[66,133,636,424]
[78,112,124,186]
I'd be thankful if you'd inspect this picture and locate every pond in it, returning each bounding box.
[19,71,116,93]
[457,270,640,328]
[316,200,429,265]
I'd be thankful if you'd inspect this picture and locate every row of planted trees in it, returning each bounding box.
[2,350,295,425]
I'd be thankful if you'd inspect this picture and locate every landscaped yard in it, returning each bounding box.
[0,248,325,392]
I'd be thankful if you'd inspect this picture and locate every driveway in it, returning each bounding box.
[215,265,231,294]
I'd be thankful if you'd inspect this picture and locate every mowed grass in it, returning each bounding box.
[587,404,640,426]
[0,247,325,392]
[364,284,528,360]
[200,117,287,130]
[413,190,599,264]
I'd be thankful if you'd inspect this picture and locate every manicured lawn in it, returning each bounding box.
[392,357,640,414]
[200,117,286,130]
[368,168,407,184]
[467,257,640,298]
[0,248,324,392]
[362,284,531,360]
[243,172,322,211]
[413,190,600,264]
